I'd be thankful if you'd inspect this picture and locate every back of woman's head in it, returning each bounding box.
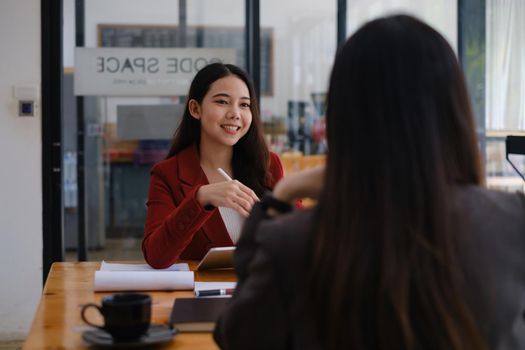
[310,15,485,350]
[326,14,481,187]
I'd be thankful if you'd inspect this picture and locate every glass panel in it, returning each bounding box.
[260,0,335,177]
[63,0,80,261]
[484,0,525,192]
[486,0,525,130]
[63,0,245,261]
[458,0,486,131]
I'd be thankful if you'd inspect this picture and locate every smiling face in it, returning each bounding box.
[189,75,253,150]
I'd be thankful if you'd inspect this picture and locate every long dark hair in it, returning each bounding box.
[167,63,271,195]
[309,15,485,350]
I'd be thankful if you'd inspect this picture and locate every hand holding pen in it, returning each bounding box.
[216,168,233,181]
[196,168,259,217]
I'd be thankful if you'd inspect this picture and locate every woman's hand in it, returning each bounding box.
[273,166,325,204]
[197,180,259,217]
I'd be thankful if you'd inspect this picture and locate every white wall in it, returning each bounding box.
[0,0,42,340]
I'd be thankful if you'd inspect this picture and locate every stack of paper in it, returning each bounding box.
[93,261,194,292]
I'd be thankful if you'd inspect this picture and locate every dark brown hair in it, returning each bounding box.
[167,63,271,195]
[309,15,485,350]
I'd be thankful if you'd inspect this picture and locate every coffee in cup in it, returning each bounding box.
[81,293,151,342]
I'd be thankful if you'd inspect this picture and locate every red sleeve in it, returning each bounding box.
[142,166,214,268]
[267,152,284,189]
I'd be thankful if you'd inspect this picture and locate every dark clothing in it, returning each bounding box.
[214,186,525,350]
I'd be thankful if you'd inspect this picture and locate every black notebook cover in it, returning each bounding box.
[169,297,230,332]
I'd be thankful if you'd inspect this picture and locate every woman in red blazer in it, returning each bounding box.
[143,63,283,268]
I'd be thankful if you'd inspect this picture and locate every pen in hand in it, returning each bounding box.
[195,288,235,297]
[217,167,259,205]
[217,168,233,181]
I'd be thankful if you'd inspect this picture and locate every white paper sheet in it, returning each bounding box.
[94,271,194,292]
[100,260,189,271]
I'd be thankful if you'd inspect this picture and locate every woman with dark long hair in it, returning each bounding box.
[143,63,283,268]
[214,15,525,350]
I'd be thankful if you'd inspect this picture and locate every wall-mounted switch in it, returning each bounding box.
[19,100,35,117]
[14,85,39,117]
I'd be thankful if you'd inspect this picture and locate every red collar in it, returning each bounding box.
[176,145,208,186]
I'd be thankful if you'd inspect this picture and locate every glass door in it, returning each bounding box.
[63,0,246,261]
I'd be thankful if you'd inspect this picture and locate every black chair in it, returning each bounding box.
[505,135,525,181]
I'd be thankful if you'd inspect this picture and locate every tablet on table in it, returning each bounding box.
[196,246,235,271]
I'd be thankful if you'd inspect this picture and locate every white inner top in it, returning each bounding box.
[218,207,245,244]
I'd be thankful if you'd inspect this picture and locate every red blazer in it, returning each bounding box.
[142,145,284,268]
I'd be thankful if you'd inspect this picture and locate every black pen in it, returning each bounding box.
[194,288,235,297]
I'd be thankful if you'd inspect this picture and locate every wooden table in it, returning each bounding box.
[23,261,236,349]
